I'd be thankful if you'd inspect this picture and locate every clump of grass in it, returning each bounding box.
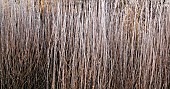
[0,0,170,89]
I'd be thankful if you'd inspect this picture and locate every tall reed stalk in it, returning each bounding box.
[0,0,170,89]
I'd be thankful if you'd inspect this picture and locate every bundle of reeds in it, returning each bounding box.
[0,0,170,89]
